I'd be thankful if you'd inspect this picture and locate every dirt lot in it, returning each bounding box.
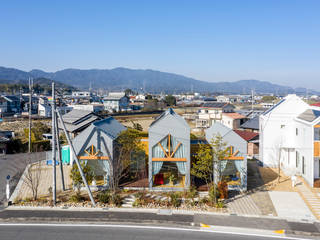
[259,167,297,192]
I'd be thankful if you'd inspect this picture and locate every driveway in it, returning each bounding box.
[0,152,46,205]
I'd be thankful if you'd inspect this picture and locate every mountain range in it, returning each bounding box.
[0,66,317,95]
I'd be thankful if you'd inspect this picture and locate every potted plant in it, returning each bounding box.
[168,173,176,186]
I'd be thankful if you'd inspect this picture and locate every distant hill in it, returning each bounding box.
[0,66,317,94]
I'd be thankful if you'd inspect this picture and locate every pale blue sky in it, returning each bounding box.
[0,0,319,89]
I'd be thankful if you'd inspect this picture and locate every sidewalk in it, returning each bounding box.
[297,179,320,220]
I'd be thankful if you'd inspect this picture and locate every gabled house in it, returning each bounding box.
[103,92,129,112]
[58,109,102,138]
[72,117,126,187]
[148,108,190,190]
[221,112,247,130]
[260,94,320,187]
[234,130,259,158]
[0,95,20,115]
[196,102,235,128]
[205,122,247,191]
[240,116,259,133]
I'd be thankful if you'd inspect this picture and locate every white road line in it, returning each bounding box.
[0,223,312,240]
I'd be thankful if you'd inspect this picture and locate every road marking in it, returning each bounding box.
[0,223,312,240]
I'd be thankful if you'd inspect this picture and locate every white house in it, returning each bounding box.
[72,91,91,98]
[221,112,247,130]
[196,102,235,128]
[260,94,320,187]
[38,103,73,117]
[103,92,129,112]
[69,104,104,113]
[38,103,52,117]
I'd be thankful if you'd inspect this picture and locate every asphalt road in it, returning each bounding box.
[0,224,308,240]
[0,152,46,205]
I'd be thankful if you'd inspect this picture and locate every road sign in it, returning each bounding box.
[6,175,10,180]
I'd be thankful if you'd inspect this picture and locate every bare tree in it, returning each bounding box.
[22,157,43,200]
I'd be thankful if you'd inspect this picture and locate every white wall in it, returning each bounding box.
[260,95,309,168]
[294,120,314,186]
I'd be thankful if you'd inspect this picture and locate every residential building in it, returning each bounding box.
[103,92,129,112]
[240,116,260,133]
[260,94,320,187]
[221,112,247,130]
[72,117,126,187]
[234,130,259,158]
[70,104,104,113]
[0,95,20,115]
[58,109,102,138]
[196,102,235,128]
[148,108,190,190]
[72,91,91,98]
[38,103,52,117]
[205,122,248,191]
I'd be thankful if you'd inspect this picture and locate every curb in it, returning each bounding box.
[4,206,320,224]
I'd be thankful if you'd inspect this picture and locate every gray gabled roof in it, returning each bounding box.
[93,117,126,140]
[240,116,259,130]
[2,95,20,102]
[149,108,189,128]
[61,109,96,124]
[58,109,101,133]
[297,109,320,122]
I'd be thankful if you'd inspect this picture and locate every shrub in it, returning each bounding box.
[184,186,198,199]
[199,197,209,205]
[111,194,122,207]
[70,162,94,191]
[70,192,83,203]
[134,191,147,199]
[98,191,111,204]
[215,199,225,208]
[169,192,181,208]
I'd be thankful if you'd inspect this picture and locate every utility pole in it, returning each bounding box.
[51,82,56,205]
[251,89,254,111]
[28,78,33,153]
[56,109,96,206]
[55,112,65,191]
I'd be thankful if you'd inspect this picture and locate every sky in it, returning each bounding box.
[0,0,319,90]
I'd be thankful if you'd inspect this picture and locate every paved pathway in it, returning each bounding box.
[297,183,320,220]
[227,194,262,216]
[268,191,315,221]
[0,152,46,205]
